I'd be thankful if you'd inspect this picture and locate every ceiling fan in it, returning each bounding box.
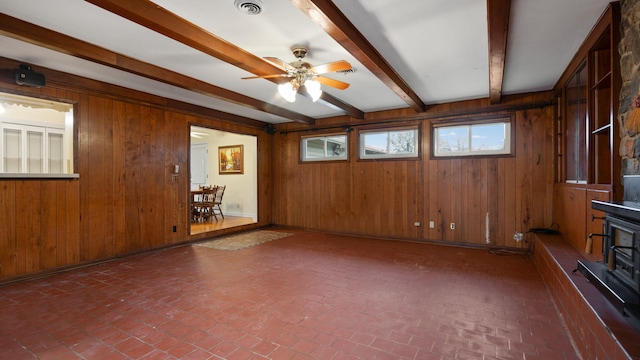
[242,46,352,102]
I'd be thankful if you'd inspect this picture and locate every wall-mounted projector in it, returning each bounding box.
[15,64,45,87]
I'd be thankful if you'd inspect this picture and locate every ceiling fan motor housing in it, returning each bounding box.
[291,46,308,59]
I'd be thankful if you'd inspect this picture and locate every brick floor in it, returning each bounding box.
[0,229,580,359]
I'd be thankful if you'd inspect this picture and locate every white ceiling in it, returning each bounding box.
[0,0,612,124]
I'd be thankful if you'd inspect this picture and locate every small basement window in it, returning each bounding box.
[432,117,513,158]
[358,126,419,159]
[301,134,347,161]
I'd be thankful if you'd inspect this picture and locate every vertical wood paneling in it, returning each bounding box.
[450,159,463,242]
[164,112,187,243]
[554,184,587,250]
[0,57,271,281]
[0,65,556,280]
[140,104,153,249]
[1,179,79,277]
[103,98,116,257]
[17,181,40,273]
[535,106,556,226]
[487,158,503,246]
[503,149,518,246]
[139,106,164,249]
[411,157,423,239]
[515,110,533,248]
[112,101,127,254]
[272,99,555,248]
[77,94,90,262]
[62,180,80,266]
[0,181,17,277]
[425,153,437,239]
[437,160,452,240]
[55,181,68,266]
[86,95,109,260]
[124,102,142,253]
[40,181,58,270]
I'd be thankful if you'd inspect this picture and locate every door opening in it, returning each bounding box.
[189,126,257,234]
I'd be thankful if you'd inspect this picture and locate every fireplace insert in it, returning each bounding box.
[605,215,639,293]
[577,176,640,331]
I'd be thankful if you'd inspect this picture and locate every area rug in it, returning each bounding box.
[195,230,292,251]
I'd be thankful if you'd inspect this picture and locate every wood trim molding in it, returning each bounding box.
[291,0,427,113]
[487,0,511,104]
[0,12,316,124]
[84,0,363,119]
[0,58,267,129]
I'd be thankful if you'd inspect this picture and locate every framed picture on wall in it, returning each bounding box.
[218,145,244,174]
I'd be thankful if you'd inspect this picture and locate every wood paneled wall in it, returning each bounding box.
[553,183,610,261]
[0,180,79,277]
[0,55,555,280]
[0,58,272,280]
[271,93,555,248]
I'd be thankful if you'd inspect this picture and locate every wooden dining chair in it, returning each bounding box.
[197,186,218,222]
[213,185,226,219]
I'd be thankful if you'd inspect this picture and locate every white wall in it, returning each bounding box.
[191,126,258,221]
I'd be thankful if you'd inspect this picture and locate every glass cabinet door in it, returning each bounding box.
[2,124,22,173]
[0,123,64,174]
[47,129,65,173]
[26,126,44,173]
[564,63,588,183]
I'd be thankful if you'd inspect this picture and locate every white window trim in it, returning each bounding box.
[358,127,419,160]
[432,118,512,158]
[301,133,348,162]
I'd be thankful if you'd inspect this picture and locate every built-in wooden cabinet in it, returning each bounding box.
[589,28,616,186]
[1,123,66,174]
[554,2,620,255]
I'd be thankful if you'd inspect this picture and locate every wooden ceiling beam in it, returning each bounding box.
[0,13,316,124]
[84,0,364,119]
[487,0,511,104]
[292,0,427,113]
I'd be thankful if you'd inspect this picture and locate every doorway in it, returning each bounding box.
[189,126,257,234]
[190,142,208,190]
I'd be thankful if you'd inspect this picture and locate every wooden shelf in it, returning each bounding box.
[592,123,611,135]
[591,71,611,90]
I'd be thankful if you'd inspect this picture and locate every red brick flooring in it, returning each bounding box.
[0,230,580,359]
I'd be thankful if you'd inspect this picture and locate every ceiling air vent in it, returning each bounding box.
[234,0,263,15]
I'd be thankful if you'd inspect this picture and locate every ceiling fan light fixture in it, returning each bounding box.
[278,82,297,102]
[305,79,322,102]
[234,0,263,15]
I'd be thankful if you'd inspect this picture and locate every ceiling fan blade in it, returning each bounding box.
[241,74,293,80]
[263,57,297,71]
[315,76,350,90]
[310,60,352,75]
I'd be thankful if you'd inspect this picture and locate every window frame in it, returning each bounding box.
[0,92,77,178]
[300,132,349,162]
[357,125,421,160]
[431,115,515,159]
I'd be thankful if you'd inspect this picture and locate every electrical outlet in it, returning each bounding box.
[414,221,421,227]
[513,232,523,241]
[429,221,435,228]
[172,225,177,233]
[450,223,455,230]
